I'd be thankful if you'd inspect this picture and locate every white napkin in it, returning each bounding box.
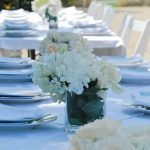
[71,20,103,28]
[102,55,146,68]
[4,21,31,29]
[119,66,150,85]
[1,9,25,15]
[73,26,111,36]
[0,57,31,63]
[0,68,32,75]
[0,83,43,96]
[0,103,43,121]
[59,6,84,16]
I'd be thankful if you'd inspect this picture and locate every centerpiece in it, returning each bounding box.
[32,0,62,29]
[32,31,122,131]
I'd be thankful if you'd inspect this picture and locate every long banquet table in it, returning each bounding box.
[0,83,149,150]
[0,12,126,59]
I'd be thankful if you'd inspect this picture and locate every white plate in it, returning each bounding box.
[0,63,32,69]
[0,95,50,103]
[0,114,57,128]
[120,67,150,85]
[4,25,33,30]
[1,9,25,15]
[73,20,103,28]
[101,56,147,68]
[1,30,36,37]
[123,103,150,114]
[0,68,32,75]
[0,57,33,69]
[0,83,43,96]
[0,75,32,83]
[131,91,150,107]
[0,57,31,63]
[0,113,53,123]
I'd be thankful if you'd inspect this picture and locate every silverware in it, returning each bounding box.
[0,114,57,124]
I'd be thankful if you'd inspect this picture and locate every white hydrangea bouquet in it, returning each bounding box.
[32,0,62,26]
[70,119,150,150]
[33,31,122,127]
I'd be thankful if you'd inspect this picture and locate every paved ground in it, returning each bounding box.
[111,6,150,60]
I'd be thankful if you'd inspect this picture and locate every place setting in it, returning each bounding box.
[0,81,45,95]
[0,56,34,82]
[0,57,33,69]
[0,102,57,128]
[100,55,150,84]
[0,8,40,37]
[122,90,150,115]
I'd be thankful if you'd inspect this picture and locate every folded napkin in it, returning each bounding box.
[1,9,26,18]
[0,103,43,122]
[73,26,111,36]
[0,76,32,83]
[120,66,150,85]
[0,57,33,68]
[0,83,43,96]
[68,16,94,24]
[4,21,31,29]
[102,55,146,68]
[1,9,25,15]
[4,16,28,22]
[0,68,32,76]
[0,57,31,64]
[71,20,103,28]
[1,29,36,37]
[131,90,150,107]
[1,14,27,24]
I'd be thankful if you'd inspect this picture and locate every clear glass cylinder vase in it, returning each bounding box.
[49,20,58,29]
[65,84,107,132]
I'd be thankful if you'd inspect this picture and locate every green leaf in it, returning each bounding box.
[82,100,104,121]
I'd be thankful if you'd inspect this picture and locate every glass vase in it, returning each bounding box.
[49,20,58,29]
[65,83,107,132]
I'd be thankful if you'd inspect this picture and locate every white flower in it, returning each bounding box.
[33,32,122,100]
[38,31,93,55]
[32,0,62,16]
[98,59,123,93]
[69,119,150,150]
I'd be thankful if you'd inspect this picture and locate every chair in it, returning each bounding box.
[134,19,150,56]
[117,12,134,48]
[87,0,98,16]
[101,5,116,28]
[121,17,150,56]
[118,12,129,36]
[87,0,105,19]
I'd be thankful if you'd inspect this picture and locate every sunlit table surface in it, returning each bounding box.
[0,83,149,150]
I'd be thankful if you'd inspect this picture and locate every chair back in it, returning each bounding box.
[118,12,129,36]
[87,0,98,15]
[134,19,150,56]
[118,13,134,48]
[101,5,116,28]
[88,0,105,19]
[120,17,150,56]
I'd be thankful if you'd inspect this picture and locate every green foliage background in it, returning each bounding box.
[61,0,76,7]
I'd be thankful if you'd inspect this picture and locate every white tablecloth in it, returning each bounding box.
[0,34,125,55]
[0,84,149,150]
[0,12,125,56]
